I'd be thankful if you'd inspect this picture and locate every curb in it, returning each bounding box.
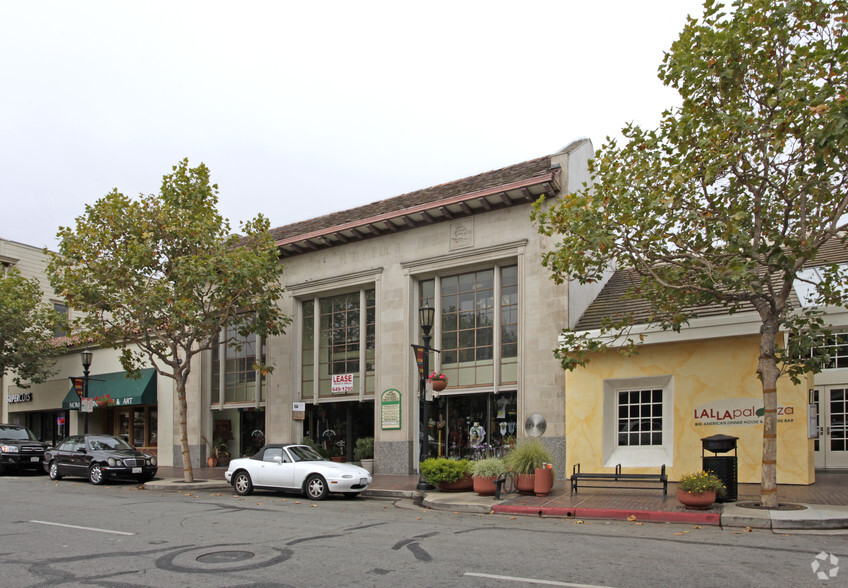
[492,504,721,525]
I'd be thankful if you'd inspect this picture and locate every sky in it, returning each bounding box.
[0,0,706,249]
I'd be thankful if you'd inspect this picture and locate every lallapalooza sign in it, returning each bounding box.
[693,398,795,427]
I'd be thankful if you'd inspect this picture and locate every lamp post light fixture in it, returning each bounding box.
[81,348,93,434]
[414,303,437,491]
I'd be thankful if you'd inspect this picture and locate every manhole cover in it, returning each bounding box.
[735,501,808,511]
[196,550,255,564]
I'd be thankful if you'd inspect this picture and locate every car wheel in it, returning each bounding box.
[343,492,359,499]
[233,471,254,496]
[304,474,328,500]
[48,461,62,481]
[89,463,105,485]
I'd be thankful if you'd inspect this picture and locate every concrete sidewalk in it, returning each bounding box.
[145,467,848,531]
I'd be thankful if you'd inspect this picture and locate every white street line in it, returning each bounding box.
[464,572,613,587]
[29,520,135,536]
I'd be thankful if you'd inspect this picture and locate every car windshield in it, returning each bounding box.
[88,437,132,451]
[287,445,325,462]
[0,426,37,441]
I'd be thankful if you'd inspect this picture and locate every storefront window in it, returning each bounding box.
[427,391,517,460]
[301,289,376,399]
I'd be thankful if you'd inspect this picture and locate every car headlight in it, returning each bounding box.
[342,474,353,479]
[107,458,117,466]
[1,445,20,453]
[150,457,157,466]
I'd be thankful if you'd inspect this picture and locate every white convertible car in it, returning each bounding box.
[225,444,372,500]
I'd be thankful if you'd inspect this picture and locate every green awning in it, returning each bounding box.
[63,368,157,409]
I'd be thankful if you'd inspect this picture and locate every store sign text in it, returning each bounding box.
[331,374,354,394]
[693,398,795,426]
[7,392,32,403]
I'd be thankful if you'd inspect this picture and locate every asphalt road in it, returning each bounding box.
[1,471,846,587]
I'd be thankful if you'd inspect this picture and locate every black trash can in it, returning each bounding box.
[701,434,738,502]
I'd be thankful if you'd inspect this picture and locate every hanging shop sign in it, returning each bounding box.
[292,402,305,420]
[331,374,354,395]
[693,398,795,427]
[381,389,401,430]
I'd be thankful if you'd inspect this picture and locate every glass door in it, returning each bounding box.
[814,386,848,469]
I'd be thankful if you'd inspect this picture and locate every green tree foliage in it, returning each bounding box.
[0,268,64,386]
[48,159,290,482]
[533,0,847,507]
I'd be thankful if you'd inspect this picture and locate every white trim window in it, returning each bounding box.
[815,332,848,370]
[211,326,266,405]
[603,375,673,467]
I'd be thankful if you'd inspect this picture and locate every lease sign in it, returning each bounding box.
[331,374,354,394]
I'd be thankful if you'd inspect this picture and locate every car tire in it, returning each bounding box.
[342,492,359,499]
[304,474,328,500]
[89,463,105,485]
[48,461,62,481]
[233,471,254,496]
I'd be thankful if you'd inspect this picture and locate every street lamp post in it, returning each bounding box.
[415,303,436,491]
[81,348,92,434]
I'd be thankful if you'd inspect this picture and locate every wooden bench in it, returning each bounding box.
[570,464,668,496]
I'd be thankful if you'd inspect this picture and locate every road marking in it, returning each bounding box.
[29,520,135,536]
[464,572,613,587]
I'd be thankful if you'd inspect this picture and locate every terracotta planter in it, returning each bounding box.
[96,400,109,408]
[430,379,447,392]
[331,456,347,463]
[534,466,553,497]
[473,475,498,496]
[438,473,473,492]
[516,473,535,495]
[207,456,218,467]
[677,489,716,510]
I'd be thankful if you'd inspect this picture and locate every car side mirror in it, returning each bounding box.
[273,456,283,464]
[77,448,86,453]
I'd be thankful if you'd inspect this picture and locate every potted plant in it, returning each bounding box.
[354,437,374,473]
[677,470,726,509]
[428,371,449,392]
[94,394,115,408]
[504,438,554,495]
[202,436,217,467]
[472,457,506,496]
[420,457,472,491]
[213,438,230,468]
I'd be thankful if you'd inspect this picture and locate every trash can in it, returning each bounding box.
[701,434,738,502]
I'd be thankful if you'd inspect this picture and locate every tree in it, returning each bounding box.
[48,159,290,482]
[533,0,847,508]
[0,268,64,387]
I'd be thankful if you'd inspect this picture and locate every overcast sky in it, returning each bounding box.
[1,1,706,249]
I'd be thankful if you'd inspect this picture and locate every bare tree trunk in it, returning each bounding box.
[177,382,194,483]
[758,323,780,508]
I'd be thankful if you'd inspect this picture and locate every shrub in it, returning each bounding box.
[472,457,507,478]
[503,438,554,476]
[678,470,726,497]
[420,458,472,486]
[354,437,374,461]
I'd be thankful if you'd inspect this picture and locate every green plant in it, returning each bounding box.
[503,438,554,476]
[420,458,471,486]
[428,371,448,382]
[353,437,374,461]
[213,438,230,459]
[471,457,506,478]
[678,471,726,497]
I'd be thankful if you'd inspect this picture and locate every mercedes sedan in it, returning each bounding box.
[44,435,157,485]
[225,444,371,500]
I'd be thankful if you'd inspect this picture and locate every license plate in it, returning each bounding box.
[132,467,142,474]
[360,478,367,486]
[30,457,39,462]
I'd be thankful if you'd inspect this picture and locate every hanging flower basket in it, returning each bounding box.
[428,371,448,392]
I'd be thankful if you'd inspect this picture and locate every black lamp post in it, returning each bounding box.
[416,303,436,491]
[81,348,93,434]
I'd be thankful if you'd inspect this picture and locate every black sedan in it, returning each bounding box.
[44,435,157,485]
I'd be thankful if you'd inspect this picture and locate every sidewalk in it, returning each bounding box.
[145,467,848,531]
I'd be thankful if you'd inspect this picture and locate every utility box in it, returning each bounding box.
[701,434,738,502]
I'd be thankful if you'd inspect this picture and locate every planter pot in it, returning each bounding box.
[360,458,374,474]
[473,475,498,496]
[430,379,447,392]
[438,473,473,492]
[534,467,553,497]
[217,456,230,468]
[677,489,716,510]
[96,400,109,408]
[207,456,218,467]
[331,456,347,463]
[516,473,535,495]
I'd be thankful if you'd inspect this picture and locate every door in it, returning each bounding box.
[814,386,848,469]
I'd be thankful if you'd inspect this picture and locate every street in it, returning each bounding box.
[0,472,846,587]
